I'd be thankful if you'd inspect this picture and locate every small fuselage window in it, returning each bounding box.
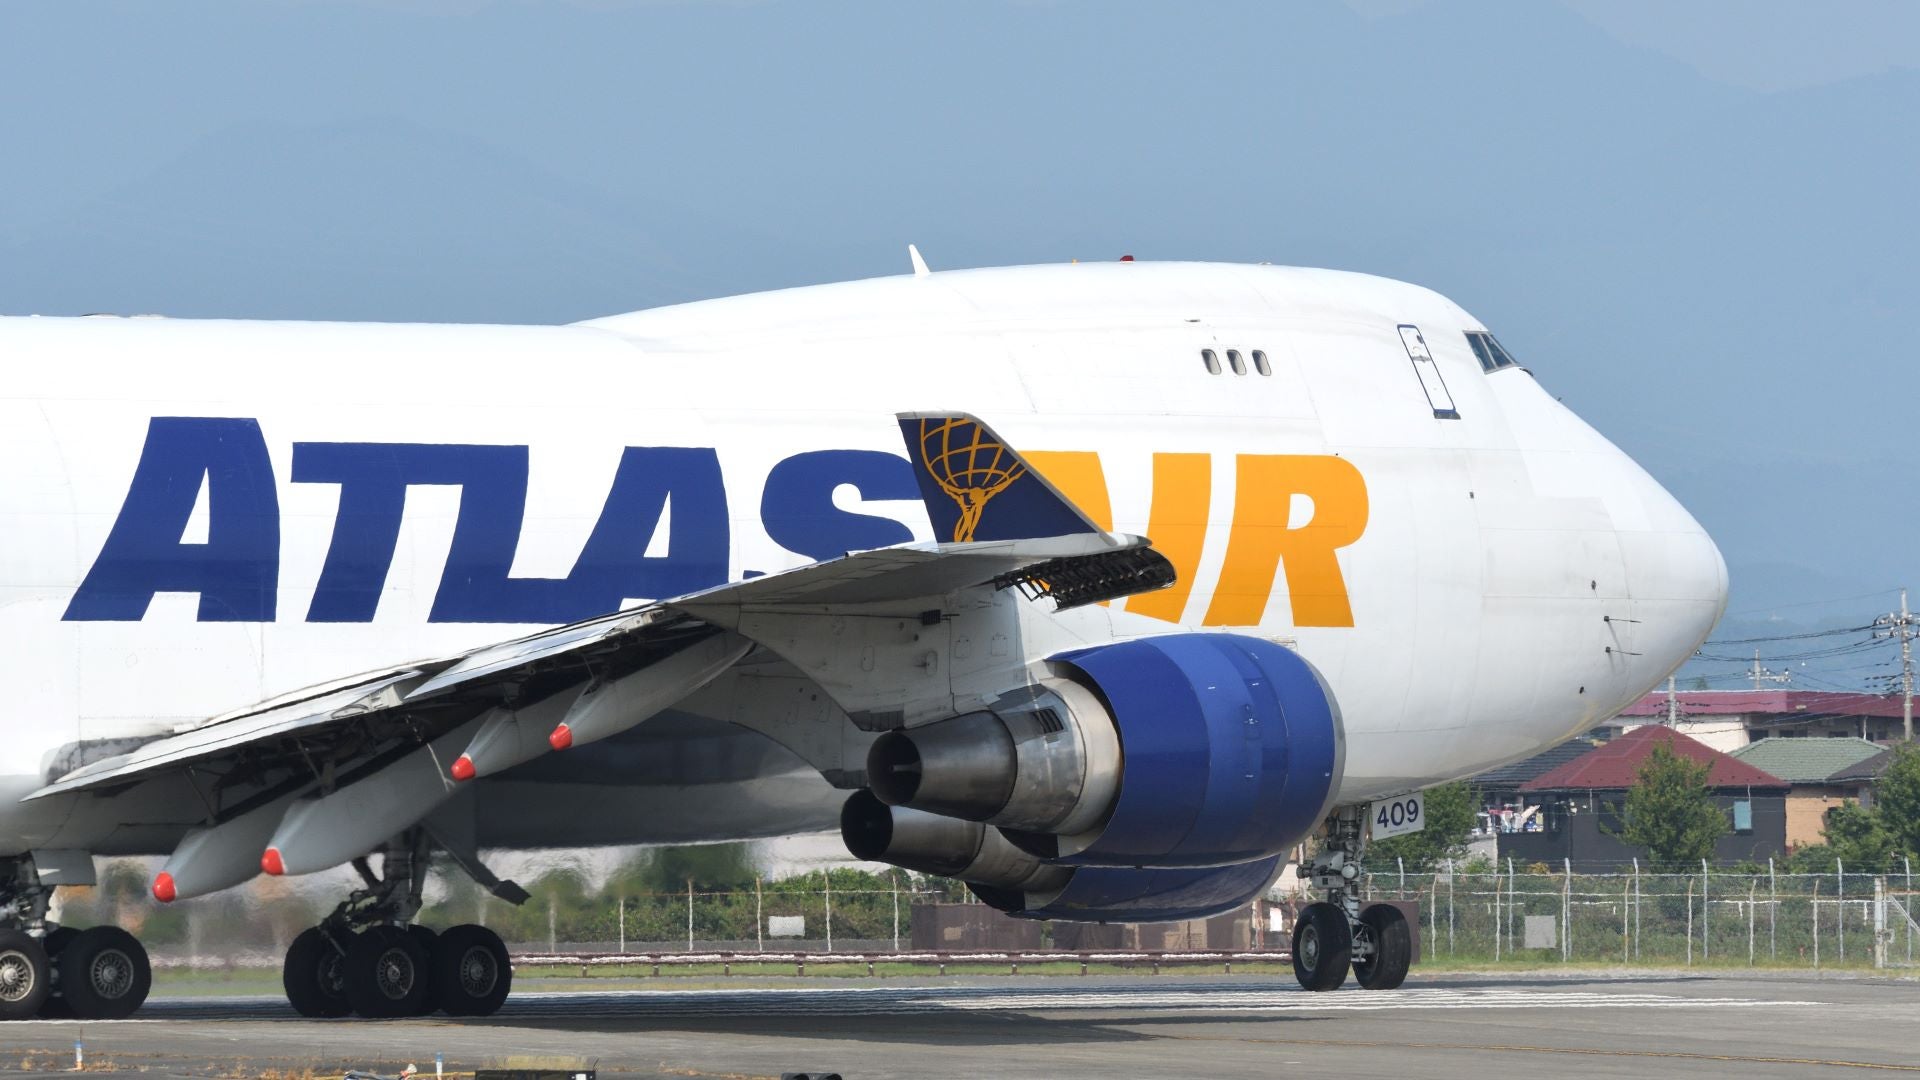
[1226,349,1246,375]
[1201,348,1221,374]
[1465,331,1522,373]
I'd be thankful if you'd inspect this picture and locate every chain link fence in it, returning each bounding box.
[53,858,1920,971]
[1351,859,1920,970]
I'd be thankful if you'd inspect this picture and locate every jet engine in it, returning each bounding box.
[864,634,1343,870]
[841,789,1283,921]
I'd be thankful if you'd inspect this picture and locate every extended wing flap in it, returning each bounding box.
[29,668,426,800]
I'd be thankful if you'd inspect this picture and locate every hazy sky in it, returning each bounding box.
[2,0,1915,687]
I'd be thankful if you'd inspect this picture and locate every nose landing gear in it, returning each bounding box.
[1291,806,1412,992]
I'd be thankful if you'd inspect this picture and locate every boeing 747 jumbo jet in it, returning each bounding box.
[0,259,1725,1020]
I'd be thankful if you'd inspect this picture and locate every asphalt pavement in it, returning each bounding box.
[3,970,1916,1078]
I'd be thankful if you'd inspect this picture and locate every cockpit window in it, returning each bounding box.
[1465,331,1522,373]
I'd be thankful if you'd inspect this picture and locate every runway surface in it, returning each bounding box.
[5,972,1917,1078]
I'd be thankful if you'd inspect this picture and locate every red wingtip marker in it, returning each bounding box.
[450,754,476,782]
[152,872,176,903]
[548,723,573,751]
[261,848,285,876]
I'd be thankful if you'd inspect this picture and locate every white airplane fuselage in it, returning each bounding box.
[0,262,1727,857]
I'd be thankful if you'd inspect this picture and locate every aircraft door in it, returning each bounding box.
[1398,325,1459,420]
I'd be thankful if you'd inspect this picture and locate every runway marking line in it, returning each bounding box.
[1165,1033,1920,1073]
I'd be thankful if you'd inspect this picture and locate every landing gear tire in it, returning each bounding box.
[50,926,151,1019]
[35,928,79,1018]
[431,924,511,1017]
[0,929,52,1021]
[344,926,431,1019]
[283,926,353,1018]
[1291,901,1351,992]
[403,926,439,1016]
[1352,903,1411,991]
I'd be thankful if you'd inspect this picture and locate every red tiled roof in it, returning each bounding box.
[1618,690,1908,719]
[1518,726,1787,792]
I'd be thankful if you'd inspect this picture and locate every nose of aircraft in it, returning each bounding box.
[1619,462,1729,679]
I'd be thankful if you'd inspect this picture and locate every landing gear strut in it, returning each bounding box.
[1292,806,1411,992]
[281,829,519,1019]
[0,856,151,1020]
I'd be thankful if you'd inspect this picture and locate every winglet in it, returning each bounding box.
[908,244,930,277]
[896,412,1103,544]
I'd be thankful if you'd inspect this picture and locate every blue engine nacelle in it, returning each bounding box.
[969,855,1286,923]
[865,633,1343,870]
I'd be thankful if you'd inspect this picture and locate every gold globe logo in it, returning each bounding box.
[916,417,1027,542]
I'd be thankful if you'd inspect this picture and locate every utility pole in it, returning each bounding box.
[1749,650,1790,690]
[1875,587,1915,742]
[1667,675,1680,726]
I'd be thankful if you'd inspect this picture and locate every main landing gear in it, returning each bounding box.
[281,829,522,1019]
[0,857,153,1020]
[1290,806,1412,993]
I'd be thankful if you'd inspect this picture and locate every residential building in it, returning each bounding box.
[1605,690,1913,751]
[1497,726,1788,870]
[1728,737,1881,848]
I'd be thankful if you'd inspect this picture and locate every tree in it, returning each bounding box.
[1786,803,1897,874]
[1366,780,1478,873]
[1619,742,1728,870]
[1875,743,1920,861]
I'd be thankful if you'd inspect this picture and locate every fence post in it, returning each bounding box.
[892,872,901,952]
[1685,878,1694,966]
[1701,858,1710,962]
[1875,877,1888,970]
[1446,858,1455,956]
[825,869,834,953]
[1398,856,1406,898]
[1813,877,1821,971]
[1837,860,1845,965]
[1493,864,1501,961]
[1908,855,1914,965]
[756,875,764,953]
[1633,858,1640,962]
[619,897,626,954]
[548,894,557,953]
[1507,858,1516,955]
[1748,881,1756,966]
[686,880,694,953]
[1621,875,1630,964]
[1769,858,1777,961]
[1562,858,1571,962]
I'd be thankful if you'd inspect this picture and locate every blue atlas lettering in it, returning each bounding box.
[294,442,730,624]
[760,450,916,559]
[65,422,926,624]
[65,417,281,621]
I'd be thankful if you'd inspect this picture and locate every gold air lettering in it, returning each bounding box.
[1125,453,1211,622]
[1202,454,1368,628]
[1020,451,1113,532]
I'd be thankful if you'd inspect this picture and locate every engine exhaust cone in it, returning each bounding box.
[865,714,1017,821]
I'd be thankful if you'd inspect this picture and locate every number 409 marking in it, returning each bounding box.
[1369,793,1425,840]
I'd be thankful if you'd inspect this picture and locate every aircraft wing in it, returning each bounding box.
[28,412,1174,809]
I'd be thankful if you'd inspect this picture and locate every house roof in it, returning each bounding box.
[1729,737,1883,784]
[1519,726,1787,793]
[1618,690,1909,720]
[1470,738,1604,788]
[1827,744,1916,783]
